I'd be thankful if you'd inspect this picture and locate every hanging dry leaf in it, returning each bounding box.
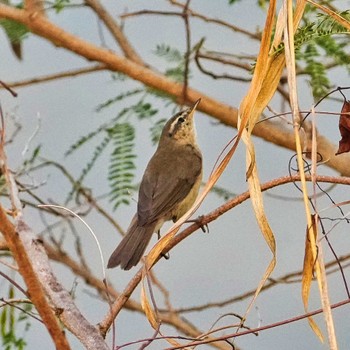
[140,270,185,348]
[140,269,159,330]
[336,99,350,155]
[301,215,324,342]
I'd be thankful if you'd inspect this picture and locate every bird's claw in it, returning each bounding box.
[186,215,209,233]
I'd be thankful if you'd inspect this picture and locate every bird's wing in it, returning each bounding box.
[137,146,202,226]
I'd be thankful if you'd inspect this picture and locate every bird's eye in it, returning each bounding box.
[178,117,185,123]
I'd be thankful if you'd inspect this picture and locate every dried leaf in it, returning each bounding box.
[301,215,324,342]
[140,270,184,348]
[238,0,280,318]
[336,99,350,155]
[140,273,159,330]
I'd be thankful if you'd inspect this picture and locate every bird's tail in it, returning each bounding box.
[107,216,156,270]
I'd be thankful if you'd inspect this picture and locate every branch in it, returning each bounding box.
[0,6,349,175]
[0,212,71,349]
[173,253,350,313]
[0,110,70,349]
[165,298,350,349]
[99,174,350,335]
[85,0,145,65]
[43,243,231,350]
[169,0,261,39]
[24,0,45,15]
[0,116,109,349]
[0,210,109,349]
[0,65,107,89]
[196,52,252,71]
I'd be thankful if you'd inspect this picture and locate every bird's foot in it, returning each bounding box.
[157,230,170,260]
[186,215,209,233]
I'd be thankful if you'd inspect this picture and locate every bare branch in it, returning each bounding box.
[24,0,46,15]
[99,174,350,335]
[181,0,191,104]
[0,113,108,349]
[0,79,18,96]
[43,243,231,349]
[165,298,350,349]
[0,65,106,89]
[85,0,145,65]
[169,0,261,39]
[0,209,72,349]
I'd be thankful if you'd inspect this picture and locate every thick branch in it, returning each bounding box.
[0,207,70,350]
[0,209,110,349]
[24,0,45,15]
[0,4,349,177]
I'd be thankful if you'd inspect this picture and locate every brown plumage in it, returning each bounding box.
[107,100,202,270]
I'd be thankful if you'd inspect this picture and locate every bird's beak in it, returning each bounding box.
[188,98,201,118]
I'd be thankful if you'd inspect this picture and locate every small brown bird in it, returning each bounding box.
[107,99,202,270]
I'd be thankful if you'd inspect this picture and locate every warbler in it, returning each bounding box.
[107,99,202,270]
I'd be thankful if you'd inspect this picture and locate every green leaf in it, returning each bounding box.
[1,286,30,350]
[302,42,331,99]
[154,44,183,62]
[0,19,28,44]
[132,101,158,120]
[108,123,136,210]
[23,145,41,168]
[0,17,28,59]
[52,0,70,13]
[95,89,143,112]
[77,136,111,183]
[211,185,236,201]
[66,135,111,203]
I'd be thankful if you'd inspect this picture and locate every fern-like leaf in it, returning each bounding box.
[52,0,70,13]
[315,35,350,69]
[316,10,350,34]
[132,101,158,120]
[274,10,350,55]
[303,42,330,99]
[66,136,111,203]
[95,88,143,112]
[154,43,187,82]
[65,124,109,157]
[154,44,183,62]
[108,123,136,210]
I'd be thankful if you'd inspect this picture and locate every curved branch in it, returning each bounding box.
[43,243,231,350]
[99,174,350,335]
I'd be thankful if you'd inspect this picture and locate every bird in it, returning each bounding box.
[107,99,202,270]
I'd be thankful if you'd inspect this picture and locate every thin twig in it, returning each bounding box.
[181,0,191,105]
[165,298,350,349]
[169,0,260,39]
[0,65,107,89]
[85,0,144,65]
[0,80,18,97]
[171,253,350,313]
